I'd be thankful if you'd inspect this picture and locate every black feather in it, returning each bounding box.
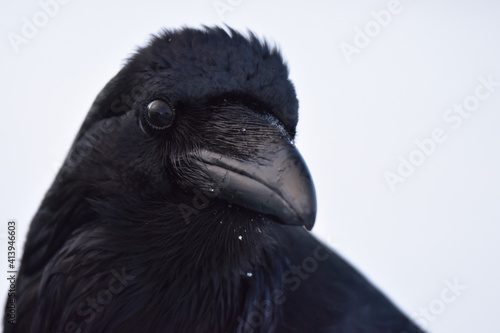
[4,27,425,333]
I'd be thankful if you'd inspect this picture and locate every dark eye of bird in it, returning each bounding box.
[144,99,175,130]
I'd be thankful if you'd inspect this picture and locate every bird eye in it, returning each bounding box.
[144,99,175,130]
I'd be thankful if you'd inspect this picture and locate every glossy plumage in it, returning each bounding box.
[4,27,424,333]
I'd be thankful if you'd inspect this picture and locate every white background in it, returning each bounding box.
[1,1,499,332]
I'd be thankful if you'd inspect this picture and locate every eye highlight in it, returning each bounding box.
[144,99,175,130]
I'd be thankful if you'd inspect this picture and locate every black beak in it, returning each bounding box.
[192,139,317,230]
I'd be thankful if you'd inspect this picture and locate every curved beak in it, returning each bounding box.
[192,141,316,230]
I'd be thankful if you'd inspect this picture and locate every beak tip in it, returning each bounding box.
[301,209,316,231]
[284,202,316,230]
[296,186,317,231]
[193,144,318,231]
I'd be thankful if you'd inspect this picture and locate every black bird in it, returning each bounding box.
[5,27,424,333]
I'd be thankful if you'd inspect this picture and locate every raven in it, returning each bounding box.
[4,27,425,333]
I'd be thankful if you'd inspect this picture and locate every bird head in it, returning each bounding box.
[60,27,316,235]
[18,28,318,332]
